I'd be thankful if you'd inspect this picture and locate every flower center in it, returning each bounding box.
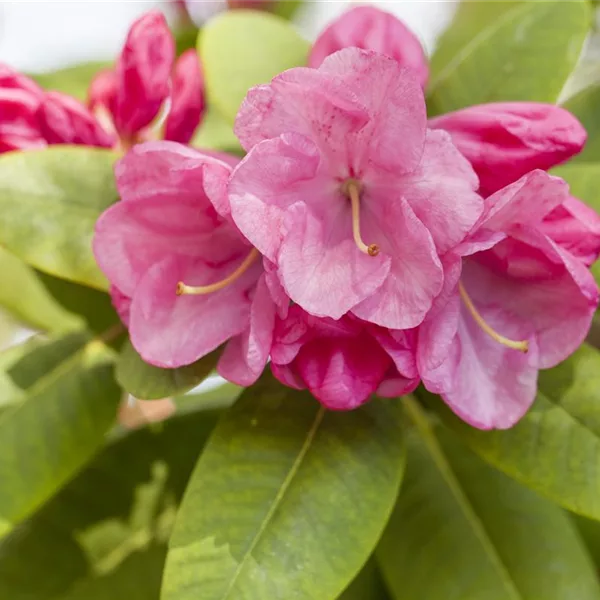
[342,179,379,257]
[458,282,528,353]
[176,248,260,296]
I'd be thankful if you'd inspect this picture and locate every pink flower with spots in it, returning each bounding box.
[271,305,419,410]
[417,170,599,429]
[309,5,429,88]
[93,141,279,386]
[228,48,483,330]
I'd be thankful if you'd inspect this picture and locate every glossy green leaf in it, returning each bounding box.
[200,10,310,123]
[31,61,110,101]
[0,408,220,599]
[0,332,122,530]
[161,376,405,600]
[117,339,219,400]
[0,337,45,409]
[174,381,243,414]
[562,84,600,163]
[192,106,244,155]
[421,343,600,520]
[572,513,600,571]
[427,0,590,115]
[377,399,600,599]
[0,147,119,290]
[0,248,82,333]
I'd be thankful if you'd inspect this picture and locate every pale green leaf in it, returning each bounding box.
[0,147,119,290]
[200,10,310,124]
[562,84,600,163]
[162,375,406,600]
[192,106,243,155]
[31,61,111,101]
[427,0,590,115]
[377,399,600,599]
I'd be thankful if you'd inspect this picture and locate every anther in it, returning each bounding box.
[344,180,380,257]
[459,282,529,353]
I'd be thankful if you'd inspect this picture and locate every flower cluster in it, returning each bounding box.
[91,7,600,429]
[0,10,204,154]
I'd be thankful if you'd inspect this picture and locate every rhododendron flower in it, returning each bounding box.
[229,48,482,329]
[271,305,418,410]
[309,5,429,88]
[418,170,599,429]
[93,141,278,386]
[88,10,204,147]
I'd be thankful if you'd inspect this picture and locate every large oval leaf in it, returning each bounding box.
[0,147,119,290]
[116,339,219,400]
[0,408,220,600]
[0,331,122,529]
[377,399,600,599]
[200,10,310,124]
[421,344,600,520]
[427,0,590,115]
[161,376,406,600]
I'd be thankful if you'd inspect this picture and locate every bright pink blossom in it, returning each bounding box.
[229,48,482,329]
[418,170,599,429]
[271,305,419,410]
[93,141,278,385]
[309,6,429,88]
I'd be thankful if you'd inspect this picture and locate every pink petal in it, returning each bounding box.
[217,274,277,386]
[129,253,262,367]
[429,102,587,196]
[165,49,205,144]
[0,64,43,95]
[309,6,429,88]
[0,87,46,152]
[87,68,118,125]
[352,197,443,329]
[114,10,175,138]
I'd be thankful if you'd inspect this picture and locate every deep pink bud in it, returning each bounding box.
[429,102,587,196]
[88,68,118,122]
[0,64,44,96]
[37,92,115,148]
[309,6,429,88]
[165,49,205,144]
[114,10,175,138]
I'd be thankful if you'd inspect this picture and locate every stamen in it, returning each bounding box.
[345,180,379,257]
[458,282,529,353]
[176,248,260,296]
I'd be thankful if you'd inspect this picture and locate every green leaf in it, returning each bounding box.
[338,559,391,600]
[0,248,82,333]
[0,331,122,530]
[200,10,310,124]
[421,343,600,521]
[0,337,45,409]
[0,408,220,599]
[161,375,406,600]
[427,0,591,116]
[31,61,110,101]
[116,339,219,400]
[174,381,243,414]
[0,146,119,291]
[271,0,303,20]
[192,106,244,155]
[377,399,600,599]
[562,84,600,163]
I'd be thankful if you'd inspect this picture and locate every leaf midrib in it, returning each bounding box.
[403,397,523,600]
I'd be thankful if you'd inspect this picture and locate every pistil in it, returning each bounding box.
[344,180,379,257]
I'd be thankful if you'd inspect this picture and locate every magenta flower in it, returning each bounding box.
[88,10,204,147]
[229,48,482,329]
[271,305,419,410]
[93,141,278,385]
[418,170,599,429]
[309,6,429,88]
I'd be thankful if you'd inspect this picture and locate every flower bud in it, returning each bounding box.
[309,6,429,88]
[165,49,205,144]
[37,92,115,148]
[88,68,118,121]
[429,102,587,196]
[114,10,175,138]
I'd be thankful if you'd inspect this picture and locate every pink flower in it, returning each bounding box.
[418,170,599,429]
[93,141,278,385]
[309,6,429,88]
[229,48,482,329]
[88,11,204,146]
[429,102,587,197]
[271,305,418,410]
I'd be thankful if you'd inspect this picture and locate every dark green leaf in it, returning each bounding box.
[420,343,600,520]
[427,0,591,115]
[338,559,391,600]
[572,513,600,571]
[31,62,110,101]
[0,332,122,530]
[117,339,219,400]
[0,147,119,290]
[161,375,406,600]
[0,408,220,599]
[200,10,310,124]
